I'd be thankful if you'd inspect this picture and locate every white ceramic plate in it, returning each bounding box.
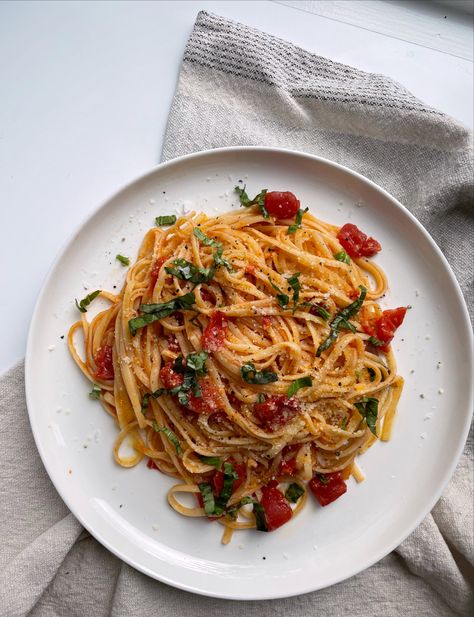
[26,147,473,600]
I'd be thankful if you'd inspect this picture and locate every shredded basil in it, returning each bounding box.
[340,416,348,430]
[287,376,312,398]
[198,455,222,469]
[152,422,182,454]
[89,384,101,399]
[116,254,130,266]
[311,304,331,320]
[368,336,385,347]
[268,277,289,308]
[193,228,233,272]
[199,483,221,516]
[141,388,165,414]
[226,496,254,520]
[185,351,208,376]
[241,363,278,385]
[75,290,101,313]
[128,292,195,335]
[285,483,305,503]
[165,259,214,284]
[287,272,301,310]
[354,396,379,436]
[234,186,269,218]
[316,286,367,356]
[317,473,329,485]
[155,215,177,226]
[253,501,268,532]
[219,462,239,505]
[334,250,350,264]
[287,207,308,235]
[257,393,265,403]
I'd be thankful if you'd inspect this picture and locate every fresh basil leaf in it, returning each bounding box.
[198,455,222,469]
[241,363,278,385]
[152,422,182,454]
[268,277,289,308]
[217,462,239,506]
[285,483,305,503]
[253,501,268,532]
[317,473,329,485]
[311,304,331,320]
[226,496,255,520]
[193,228,233,272]
[199,483,217,516]
[186,350,208,376]
[177,390,189,406]
[89,384,101,399]
[287,272,301,310]
[155,215,177,226]
[287,207,308,235]
[257,393,265,403]
[234,186,269,218]
[75,290,101,313]
[334,250,350,264]
[354,396,379,436]
[287,376,312,398]
[340,416,348,430]
[129,292,196,335]
[368,336,385,347]
[165,259,215,284]
[316,286,367,356]
[116,254,130,266]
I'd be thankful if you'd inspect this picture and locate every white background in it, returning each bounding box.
[1,0,472,374]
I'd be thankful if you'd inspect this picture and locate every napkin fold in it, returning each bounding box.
[1,11,472,617]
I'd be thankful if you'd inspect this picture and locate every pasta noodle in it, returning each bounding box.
[69,198,405,543]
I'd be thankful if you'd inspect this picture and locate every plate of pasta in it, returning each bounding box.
[26,147,473,599]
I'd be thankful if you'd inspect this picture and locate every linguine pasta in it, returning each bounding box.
[69,197,405,543]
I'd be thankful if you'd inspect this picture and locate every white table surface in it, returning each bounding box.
[0,0,472,374]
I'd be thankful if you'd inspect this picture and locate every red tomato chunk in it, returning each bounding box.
[94,345,114,380]
[365,307,408,351]
[264,191,300,220]
[260,485,293,531]
[254,396,300,431]
[201,311,228,353]
[166,334,180,353]
[337,223,381,258]
[309,472,347,506]
[186,380,222,415]
[146,458,158,470]
[159,363,184,389]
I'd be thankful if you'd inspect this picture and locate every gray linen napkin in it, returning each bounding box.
[1,11,472,617]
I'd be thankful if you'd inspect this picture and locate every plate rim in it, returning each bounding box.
[25,146,474,600]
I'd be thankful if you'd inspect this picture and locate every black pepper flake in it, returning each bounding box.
[262,556,266,560]
[113,285,117,289]
[119,504,123,508]
[60,335,64,339]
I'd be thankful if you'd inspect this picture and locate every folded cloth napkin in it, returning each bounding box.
[1,11,472,617]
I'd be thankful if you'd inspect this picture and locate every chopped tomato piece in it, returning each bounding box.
[201,311,228,352]
[309,472,347,506]
[365,306,408,351]
[254,396,300,431]
[337,223,381,258]
[245,264,256,276]
[262,315,273,328]
[166,334,180,353]
[186,380,222,414]
[278,456,297,477]
[94,345,114,380]
[264,191,300,220]
[260,485,293,531]
[159,363,184,389]
[146,458,158,470]
[211,470,224,496]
